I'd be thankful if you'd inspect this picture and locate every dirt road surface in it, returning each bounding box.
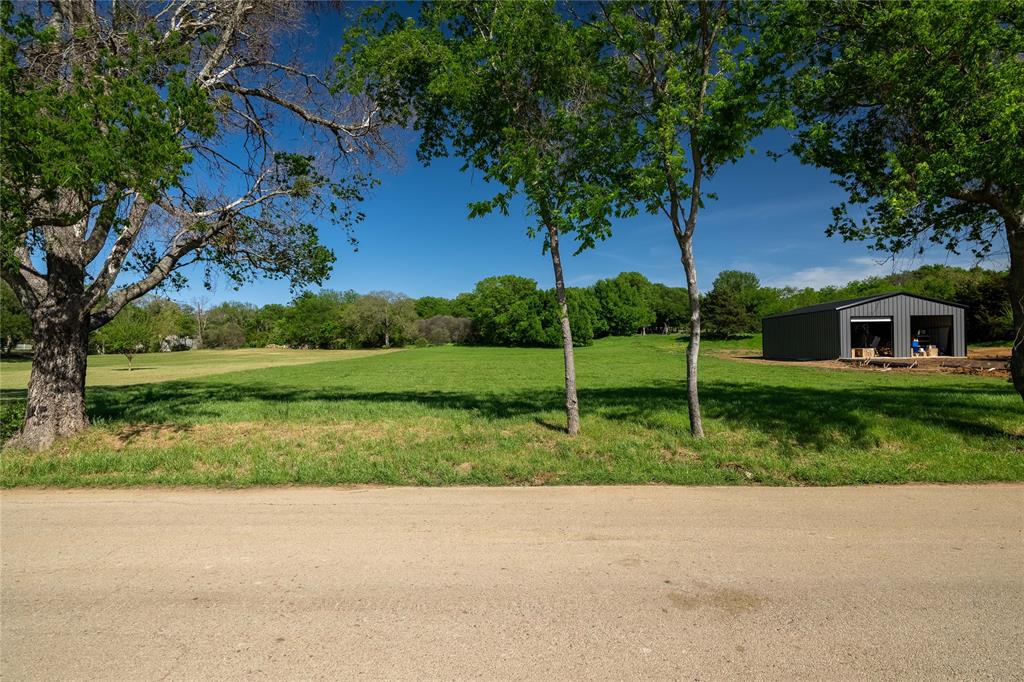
[2,486,1022,680]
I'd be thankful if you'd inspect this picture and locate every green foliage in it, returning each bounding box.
[702,287,751,340]
[780,0,1023,397]
[470,276,542,347]
[414,296,454,319]
[596,2,794,222]
[0,397,23,441]
[0,3,213,251]
[342,0,634,256]
[202,302,257,349]
[593,274,656,336]
[247,304,288,348]
[783,0,1023,260]
[344,291,418,348]
[279,291,355,349]
[93,305,154,369]
[0,280,30,353]
[563,288,601,346]
[137,297,194,350]
[650,283,690,331]
[205,320,246,349]
[457,275,598,348]
[65,266,1016,356]
[704,270,763,335]
[1,2,377,340]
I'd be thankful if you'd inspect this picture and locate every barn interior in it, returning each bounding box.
[850,319,893,357]
[910,314,954,356]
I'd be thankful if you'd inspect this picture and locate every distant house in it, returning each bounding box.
[762,292,966,360]
[159,335,195,352]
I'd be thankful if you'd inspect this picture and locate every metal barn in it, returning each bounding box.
[762,292,966,360]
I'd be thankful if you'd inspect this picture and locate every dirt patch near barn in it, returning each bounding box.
[715,346,1011,379]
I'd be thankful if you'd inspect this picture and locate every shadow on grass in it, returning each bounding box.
[2,376,1017,450]
[0,355,33,363]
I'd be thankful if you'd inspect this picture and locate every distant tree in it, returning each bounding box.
[784,0,1024,399]
[713,271,759,296]
[139,297,194,349]
[708,270,761,333]
[345,291,418,348]
[449,293,478,319]
[205,322,246,349]
[94,306,153,372]
[1,281,31,354]
[205,302,258,349]
[343,1,633,435]
[204,307,246,348]
[190,297,210,351]
[954,271,1014,343]
[614,272,659,332]
[415,297,454,319]
[470,276,545,347]
[593,276,655,336]
[593,2,792,437]
[416,315,473,345]
[248,304,288,348]
[650,284,689,333]
[281,290,354,349]
[702,287,750,340]
[563,288,601,347]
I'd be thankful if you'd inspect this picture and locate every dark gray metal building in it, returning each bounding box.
[762,292,966,360]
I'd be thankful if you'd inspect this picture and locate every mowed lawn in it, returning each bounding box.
[0,347,394,389]
[1,335,1021,487]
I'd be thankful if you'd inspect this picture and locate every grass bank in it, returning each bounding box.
[1,335,1020,487]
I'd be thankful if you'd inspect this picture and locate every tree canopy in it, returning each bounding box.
[0,0,389,448]
[587,1,794,436]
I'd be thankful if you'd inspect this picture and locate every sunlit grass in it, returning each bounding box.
[0,347,396,389]
[1,335,1020,487]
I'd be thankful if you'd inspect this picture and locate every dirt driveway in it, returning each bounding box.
[2,485,1022,680]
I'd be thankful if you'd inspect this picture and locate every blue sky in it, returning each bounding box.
[170,10,1005,307]
[189,127,1003,306]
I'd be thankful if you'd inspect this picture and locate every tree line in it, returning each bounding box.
[5,264,1008,359]
[2,1,1020,449]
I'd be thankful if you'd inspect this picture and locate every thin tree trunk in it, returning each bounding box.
[7,310,90,450]
[677,233,705,438]
[547,225,581,436]
[1007,213,1024,402]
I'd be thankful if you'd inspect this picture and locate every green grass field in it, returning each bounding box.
[1,335,1021,487]
[0,347,394,388]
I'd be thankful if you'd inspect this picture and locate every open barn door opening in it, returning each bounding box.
[851,318,893,358]
[910,315,955,357]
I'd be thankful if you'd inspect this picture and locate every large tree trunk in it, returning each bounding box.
[547,225,581,436]
[7,308,90,450]
[1007,214,1024,402]
[677,233,705,438]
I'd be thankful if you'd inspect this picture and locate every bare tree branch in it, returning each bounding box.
[84,197,152,307]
